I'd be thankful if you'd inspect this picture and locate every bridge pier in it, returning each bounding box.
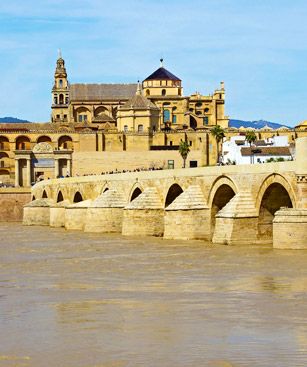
[23,198,54,226]
[65,199,92,230]
[84,189,125,233]
[164,185,211,240]
[273,137,307,249]
[212,192,259,245]
[122,187,164,237]
[50,200,69,227]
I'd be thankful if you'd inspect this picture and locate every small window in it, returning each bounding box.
[63,114,67,119]
[65,97,69,104]
[204,108,209,113]
[78,115,83,123]
[169,141,173,146]
[146,89,150,96]
[189,160,198,168]
[124,125,128,132]
[162,89,166,96]
[59,79,63,87]
[56,114,60,119]
[189,141,192,146]
[189,108,194,112]
[203,117,209,125]
[138,124,144,133]
[196,111,202,115]
[84,115,87,122]
[196,102,202,107]
[168,160,174,169]
[54,96,58,104]
[172,115,177,123]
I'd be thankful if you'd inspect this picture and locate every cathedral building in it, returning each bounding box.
[0,54,305,187]
[51,56,228,131]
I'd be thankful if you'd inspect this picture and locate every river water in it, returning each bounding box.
[0,223,306,367]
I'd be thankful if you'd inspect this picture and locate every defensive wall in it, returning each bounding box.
[23,138,307,249]
[0,188,31,221]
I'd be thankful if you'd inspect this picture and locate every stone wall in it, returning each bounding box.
[72,150,205,175]
[0,188,31,221]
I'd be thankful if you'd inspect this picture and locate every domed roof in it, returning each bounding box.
[144,66,181,82]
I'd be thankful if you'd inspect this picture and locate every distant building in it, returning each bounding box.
[222,135,292,164]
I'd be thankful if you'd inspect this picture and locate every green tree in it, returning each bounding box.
[245,130,257,163]
[178,140,190,168]
[210,125,225,164]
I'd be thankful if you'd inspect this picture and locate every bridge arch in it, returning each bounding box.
[73,191,83,203]
[129,183,143,202]
[165,183,184,208]
[208,176,238,238]
[256,174,295,243]
[208,176,238,208]
[56,190,64,203]
[256,174,296,212]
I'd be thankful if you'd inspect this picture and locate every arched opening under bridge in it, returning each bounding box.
[211,184,236,238]
[73,191,83,203]
[57,191,64,203]
[258,183,292,243]
[165,184,183,208]
[130,187,142,202]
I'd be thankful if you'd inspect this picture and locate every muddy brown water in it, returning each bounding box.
[0,223,306,367]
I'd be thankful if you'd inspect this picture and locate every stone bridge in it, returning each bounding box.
[23,138,307,249]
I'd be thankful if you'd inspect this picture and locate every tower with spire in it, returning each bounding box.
[51,50,70,123]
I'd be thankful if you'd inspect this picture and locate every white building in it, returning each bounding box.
[222,135,292,165]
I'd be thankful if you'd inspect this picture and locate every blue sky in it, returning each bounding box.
[0,0,306,126]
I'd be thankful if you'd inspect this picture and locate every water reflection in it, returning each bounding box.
[0,223,306,367]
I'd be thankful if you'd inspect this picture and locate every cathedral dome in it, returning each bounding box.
[143,66,181,82]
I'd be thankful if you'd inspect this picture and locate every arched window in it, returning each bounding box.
[65,96,69,104]
[162,89,166,96]
[16,136,31,150]
[37,136,52,144]
[59,79,63,87]
[58,136,73,150]
[146,89,150,96]
[124,125,128,132]
[59,94,64,104]
[204,108,210,113]
[196,102,202,107]
[54,95,58,104]
[163,109,170,124]
[138,124,144,133]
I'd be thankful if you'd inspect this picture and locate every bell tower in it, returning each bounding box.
[51,50,70,123]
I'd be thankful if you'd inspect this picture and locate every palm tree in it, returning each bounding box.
[179,140,190,168]
[210,125,225,165]
[245,130,257,163]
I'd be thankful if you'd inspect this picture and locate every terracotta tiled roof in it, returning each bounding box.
[144,67,181,81]
[121,94,159,110]
[92,113,115,122]
[241,146,291,156]
[70,83,137,101]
